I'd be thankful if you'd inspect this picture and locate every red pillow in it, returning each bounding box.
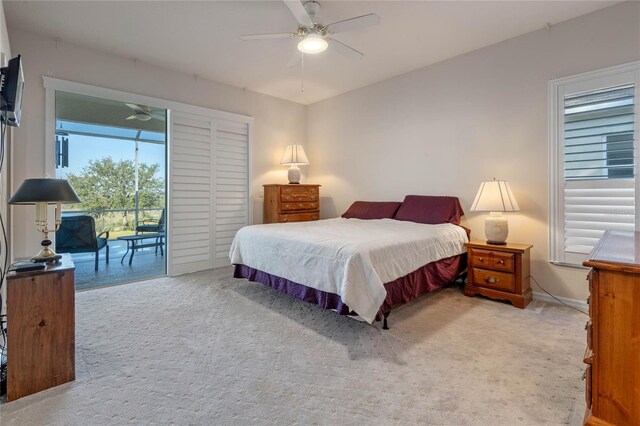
[342,201,403,220]
[394,195,464,225]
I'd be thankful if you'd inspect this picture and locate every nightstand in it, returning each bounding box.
[463,241,532,309]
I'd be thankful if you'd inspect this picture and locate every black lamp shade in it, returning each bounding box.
[8,178,81,205]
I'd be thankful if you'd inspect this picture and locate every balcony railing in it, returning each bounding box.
[62,207,164,240]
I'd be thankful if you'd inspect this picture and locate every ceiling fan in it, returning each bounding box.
[239,0,380,67]
[125,103,165,122]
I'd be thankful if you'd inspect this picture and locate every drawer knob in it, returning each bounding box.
[478,257,484,262]
[496,259,505,265]
[485,276,498,284]
[299,203,304,207]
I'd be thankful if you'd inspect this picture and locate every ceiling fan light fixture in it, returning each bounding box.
[297,34,328,54]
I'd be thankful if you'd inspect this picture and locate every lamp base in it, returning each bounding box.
[484,212,509,245]
[287,165,301,184]
[31,239,62,263]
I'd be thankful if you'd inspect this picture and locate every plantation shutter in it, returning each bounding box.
[168,111,251,275]
[563,84,636,261]
[169,111,216,275]
[550,63,640,266]
[214,119,249,268]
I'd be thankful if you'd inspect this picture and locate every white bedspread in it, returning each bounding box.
[229,218,468,323]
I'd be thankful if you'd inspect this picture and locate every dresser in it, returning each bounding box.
[6,254,76,401]
[463,241,532,309]
[583,231,640,426]
[263,184,320,224]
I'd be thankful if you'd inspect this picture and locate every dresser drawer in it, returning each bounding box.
[472,269,515,292]
[280,186,318,202]
[281,201,319,212]
[278,212,319,223]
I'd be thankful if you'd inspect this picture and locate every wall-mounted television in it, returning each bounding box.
[1,55,24,127]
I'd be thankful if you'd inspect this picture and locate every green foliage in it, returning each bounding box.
[66,157,165,228]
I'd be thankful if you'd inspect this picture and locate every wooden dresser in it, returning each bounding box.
[263,184,320,224]
[6,254,76,401]
[583,231,640,426]
[464,241,532,309]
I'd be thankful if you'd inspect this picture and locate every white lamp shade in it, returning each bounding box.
[280,145,309,165]
[470,180,520,212]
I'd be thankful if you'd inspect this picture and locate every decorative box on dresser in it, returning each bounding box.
[263,184,320,224]
[463,241,532,309]
[5,254,76,401]
[583,231,640,426]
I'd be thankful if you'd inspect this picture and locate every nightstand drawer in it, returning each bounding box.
[278,212,319,223]
[281,201,319,211]
[472,269,515,292]
[470,248,493,268]
[492,251,514,272]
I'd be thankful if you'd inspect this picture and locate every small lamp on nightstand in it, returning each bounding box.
[280,144,309,184]
[8,178,81,262]
[470,179,519,245]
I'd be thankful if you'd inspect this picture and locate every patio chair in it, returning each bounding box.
[55,215,110,271]
[136,209,165,234]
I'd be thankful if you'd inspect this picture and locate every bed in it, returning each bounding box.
[230,196,469,327]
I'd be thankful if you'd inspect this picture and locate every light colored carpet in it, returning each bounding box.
[0,267,587,425]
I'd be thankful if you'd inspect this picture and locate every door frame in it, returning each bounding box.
[43,77,254,276]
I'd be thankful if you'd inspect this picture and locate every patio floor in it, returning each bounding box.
[70,239,166,290]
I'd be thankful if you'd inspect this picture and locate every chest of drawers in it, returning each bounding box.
[583,231,640,425]
[263,184,320,224]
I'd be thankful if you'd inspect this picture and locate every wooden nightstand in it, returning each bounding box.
[263,184,320,224]
[6,254,76,401]
[464,241,532,309]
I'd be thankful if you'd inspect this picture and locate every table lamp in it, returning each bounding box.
[470,179,519,245]
[280,144,309,184]
[8,178,81,262]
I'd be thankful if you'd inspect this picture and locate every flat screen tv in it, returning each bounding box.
[1,55,24,127]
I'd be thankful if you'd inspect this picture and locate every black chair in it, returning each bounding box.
[56,215,109,271]
[136,209,165,234]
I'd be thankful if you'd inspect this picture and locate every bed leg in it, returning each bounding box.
[382,311,390,330]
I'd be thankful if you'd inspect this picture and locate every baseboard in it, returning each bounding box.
[532,291,588,311]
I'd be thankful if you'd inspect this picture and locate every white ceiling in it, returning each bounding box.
[4,0,619,105]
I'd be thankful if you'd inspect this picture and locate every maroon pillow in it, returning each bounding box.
[342,201,403,220]
[394,195,464,225]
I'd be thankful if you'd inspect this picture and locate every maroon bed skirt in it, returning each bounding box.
[233,253,466,322]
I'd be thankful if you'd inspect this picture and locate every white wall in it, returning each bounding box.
[0,0,11,315]
[306,1,640,301]
[7,28,306,258]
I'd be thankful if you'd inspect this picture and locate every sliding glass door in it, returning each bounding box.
[54,91,167,290]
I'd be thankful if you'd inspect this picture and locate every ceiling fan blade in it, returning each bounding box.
[327,13,380,34]
[150,113,166,120]
[286,51,302,68]
[126,115,137,120]
[283,0,313,27]
[239,32,296,41]
[329,38,364,60]
[126,103,145,113]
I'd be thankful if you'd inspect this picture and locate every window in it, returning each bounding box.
[550,62,640,266]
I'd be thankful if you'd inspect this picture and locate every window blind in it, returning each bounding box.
[562,83,636,256]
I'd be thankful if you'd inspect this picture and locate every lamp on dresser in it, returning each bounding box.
[470,179,519,245]
[280,144,309,184]
[8,178,81,262]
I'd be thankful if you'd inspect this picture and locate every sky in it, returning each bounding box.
[55,121,166,182]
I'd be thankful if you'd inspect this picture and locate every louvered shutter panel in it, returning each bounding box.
[169,112,215,275]
[214,119,249,268]
[562,83,636,263]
